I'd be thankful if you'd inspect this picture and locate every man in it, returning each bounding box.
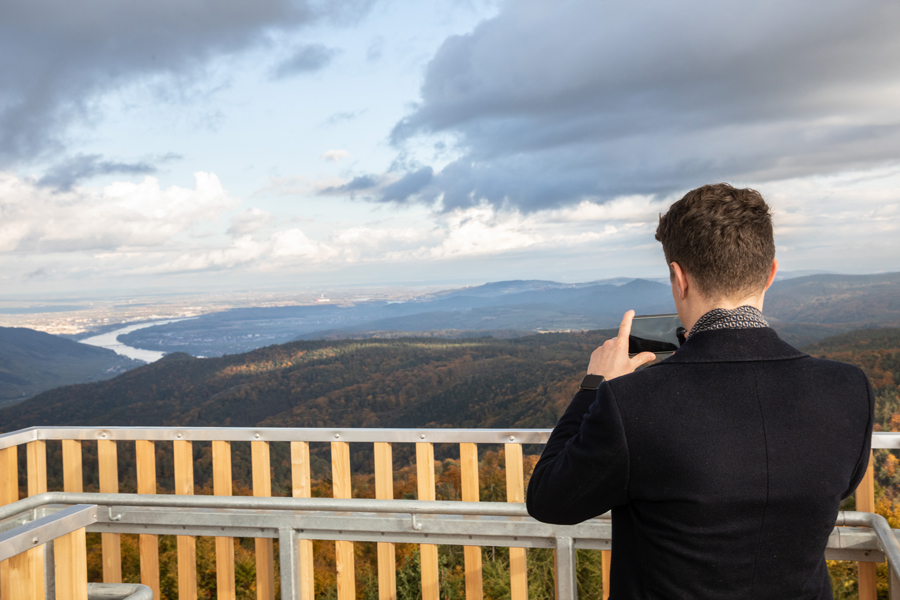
[526,183,874,599]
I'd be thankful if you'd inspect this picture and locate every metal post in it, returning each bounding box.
[279,528,300,600]
[43,540,55,600]
[555,537,577,600]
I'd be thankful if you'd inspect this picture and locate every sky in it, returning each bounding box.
[1,0,899,297]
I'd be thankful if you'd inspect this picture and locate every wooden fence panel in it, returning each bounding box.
[416,442,439,600]
[252,441,275,600]
[136,440,160,599]
[0,445,18,599]
[460,443,483,600]
[291,442,315,600]
[97,440,122,583]
[213,440,236,600]
[374,442,397,600]
[62,440,83,493]
[857,450,877,600]
[505,444,527,600]
[55,527,88,600]
[26,441,47,497]
[332,441,356,600]
[8,545,44,600]
[174,440,198,600]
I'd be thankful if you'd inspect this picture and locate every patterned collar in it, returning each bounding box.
[687,305,769,339]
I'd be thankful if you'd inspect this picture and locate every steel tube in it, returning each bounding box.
[838,511,900,583]
[0,504,97,562]
[87,583,154,600]
[555,536,578,600]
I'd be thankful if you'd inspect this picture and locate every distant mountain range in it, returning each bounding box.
[117,272,900,355]
[0,327,142,406]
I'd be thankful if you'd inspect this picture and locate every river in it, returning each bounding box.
[80,318,193,363]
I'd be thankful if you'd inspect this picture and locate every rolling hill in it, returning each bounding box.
[0,327,142,406]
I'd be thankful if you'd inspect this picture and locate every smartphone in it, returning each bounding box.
[628,314,686,361]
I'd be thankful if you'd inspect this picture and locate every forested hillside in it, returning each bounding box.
[0,326,141,406]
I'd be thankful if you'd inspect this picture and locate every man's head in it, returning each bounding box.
[656,183,775,302]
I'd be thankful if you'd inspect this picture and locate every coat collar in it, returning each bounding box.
[656,327,807,364]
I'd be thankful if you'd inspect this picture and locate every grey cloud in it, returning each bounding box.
[323,109,366,126]
[389,0,900,211]
[38,154,160,191]
[378,167,434,203]
[0,0,371,164]
[272,44,340,79]
[366,37,384,62]
[320,174,383,195]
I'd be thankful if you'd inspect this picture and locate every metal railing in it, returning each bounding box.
[0,426,895,600]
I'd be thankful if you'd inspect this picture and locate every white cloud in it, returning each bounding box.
[0,171,237,253]
[321,149,352,164]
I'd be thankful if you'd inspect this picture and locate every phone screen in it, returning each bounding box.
[628,314,686,359]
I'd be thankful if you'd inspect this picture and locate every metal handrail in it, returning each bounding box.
[838,511,900,582]
[2,426,899,449]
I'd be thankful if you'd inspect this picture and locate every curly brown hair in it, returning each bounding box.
[655,183,775,300]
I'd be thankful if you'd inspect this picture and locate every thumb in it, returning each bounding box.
[635,352,657,366]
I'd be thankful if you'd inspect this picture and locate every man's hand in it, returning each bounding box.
[587,310,657,380]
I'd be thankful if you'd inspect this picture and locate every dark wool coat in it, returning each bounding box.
[527,328,874,600]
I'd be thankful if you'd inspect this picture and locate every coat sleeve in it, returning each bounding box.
[526,382,630,524]
[842,371,876,500]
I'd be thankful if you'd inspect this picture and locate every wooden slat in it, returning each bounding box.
[856,450,877,600]
[601,551,611,600]
[374,442,397,600]
[136,440,160,600]
[291,442,315,600]
[505,444,527,600]
[55,527,88,600]
[416,442,439,600]
[26,440,47,497]
[460,443,483,600]
[8,546,44,600]
[252,441,275,600]
[0,446,19,599]
[332,441,356,600]
[174,440,198,600]
[62,440,84,493]
[213,440,236,600]
[97,439,122,583]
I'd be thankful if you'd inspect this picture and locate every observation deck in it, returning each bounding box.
[1,426,899,600]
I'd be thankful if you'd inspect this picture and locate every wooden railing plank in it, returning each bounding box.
[460,443,483,600]
[374,442,397,600]
[174,440,198,600]
[251,441,275,600]
[291,441,315,600]
[505,443,527,600]
[416,442,439,600]
[8,546,44,600]
[26,440,47,497]
[332,441,356,600]
[136,440,160,599]
[0,445,19,599]
[213,440,236,600]
[97,439,122,583]
[601,551,611,600]
[55,527,88,600]
[62,439,83,493]
[856,450,877,600]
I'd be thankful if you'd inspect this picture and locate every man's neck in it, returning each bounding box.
[676,295,764,333]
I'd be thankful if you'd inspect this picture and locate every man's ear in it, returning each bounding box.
[764,259,779,291]
[671,262,688,300]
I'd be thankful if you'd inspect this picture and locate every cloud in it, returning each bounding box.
[318,174,384,196]
[385,0,900,211]
[0,0,371,164]
[378,167,434,203]
[321,149,352,164]
[272,44,340,79]
[0,171,238,253]
[227,208,272,237]
[323,110,366,126]
[37,153,182,191]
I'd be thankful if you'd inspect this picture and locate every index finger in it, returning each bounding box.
[617,310,636,343]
